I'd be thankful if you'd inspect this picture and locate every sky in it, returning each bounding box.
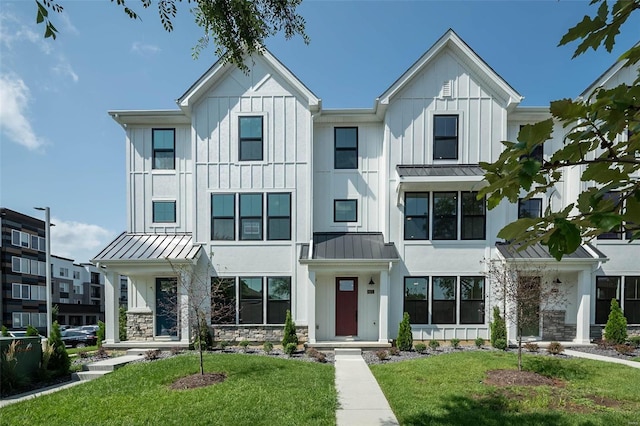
[1,0,638,264]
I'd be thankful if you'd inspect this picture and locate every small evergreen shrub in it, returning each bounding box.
[47,321,70,375]
[414,342,427,353]
[396,312,413,351]
[493,338,508,351]
[450,338,460,349]
[604,299,628,344]
[97,321,105,348]
[144,349,161,360]
[474,337,485,348]
[375,350,388,361]
[524,342,539,353]
[281,310,299,347]
[218,341,230,350]
[389,346,400,356]
[239,340,250,352]
[547,341,564,355]
[490,306,507,348]
[628,336,640,348]
[615,344,634,355]
[119,307,128,341]
[26,325,39,336]
[263,341,274,354]
[194,315,214,350]
[284,342,297,357]
[1,325,9,337]
[428,340,440,351]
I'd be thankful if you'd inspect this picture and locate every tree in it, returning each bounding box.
[604,298,628,344]
[490,306,507,349]
[281,309,298,347]
[396,312,413,351]
[47,321,70,376]
[33,0,308,72]
[479,0,640,260]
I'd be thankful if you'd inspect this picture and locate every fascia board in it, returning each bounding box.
[108,110,190,126]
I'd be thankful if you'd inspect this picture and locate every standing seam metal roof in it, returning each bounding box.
[92,233,200,262]
[300,232,399,261]
[397,164,485,177]
[495,242,606,260]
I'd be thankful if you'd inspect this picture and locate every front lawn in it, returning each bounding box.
[371,350,640,425]
[2,353,336,425]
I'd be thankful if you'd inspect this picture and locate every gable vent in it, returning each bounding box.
[441,80,452,98]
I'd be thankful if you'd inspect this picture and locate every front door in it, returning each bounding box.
[336,278,358,336]
[156,278,178,337]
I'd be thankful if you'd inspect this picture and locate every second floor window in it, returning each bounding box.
[433,115,458,160]
[240,194,263,240]
[461,192,485,240]
[334,127,358,169]
[211,194,235,240]
[239,116,263,161]
[432,192,457,240]
[405,193,429,240]
[518,198,542,219]
[267,193,291,240]
[152,129,175,170]
[334,199,357,222]
[152,201,176,223]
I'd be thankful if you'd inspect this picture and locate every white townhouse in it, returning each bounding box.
[93,30,639,348]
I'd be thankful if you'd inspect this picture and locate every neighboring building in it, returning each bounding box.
[94,30,639,347]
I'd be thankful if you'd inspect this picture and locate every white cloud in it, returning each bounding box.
[58,12,79,36]
[50,218,114,264]
[0,10,52,54]
[131,41,161,55]
[52,59,79,83]
[0,74,46,150]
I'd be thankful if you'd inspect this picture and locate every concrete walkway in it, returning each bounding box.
[334,348,399,426]
[564,349,640,368]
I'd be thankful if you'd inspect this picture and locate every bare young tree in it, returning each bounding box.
[484,259,567,371]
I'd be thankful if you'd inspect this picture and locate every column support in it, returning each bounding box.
[378,269,390,343]
[103,269,119,345]
[574,268,592,344]
[307,270,316,343]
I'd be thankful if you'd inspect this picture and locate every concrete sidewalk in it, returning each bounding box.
[564,349,640,368]
[334,348,399,426]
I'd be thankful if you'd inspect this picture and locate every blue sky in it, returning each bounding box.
[1,1,638,263]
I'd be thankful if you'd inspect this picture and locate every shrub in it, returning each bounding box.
[78,349,89,359]
[615,344,634,355]
[47,321,70,375]
[194,316,214,350]
[628,336,640,348]
[490,306,507,348]
[26,325,39,336]
[414,342,427,353]
[239,340,250,352]
[144,349,161,360]
[375,350,388,361]
[284,342,297,357]
[604,299,628,344]
[389,347,400,356]
[450,338,460,349]
[493,338,508,351]
[595,338,614,349]
[547,341,564,355]
[1,325,9,337]
[96,346,108,358]
[263,341,274,354]
[119,307,128,341]
[428,340,440,351]
[396,312,413,351]
[474,337,485,348]
[524,342,539,353]
[218,341,230,350]
[1,340,27,394]
[306,348,326,363]
[281,310,299,348]
[97,321,105,348]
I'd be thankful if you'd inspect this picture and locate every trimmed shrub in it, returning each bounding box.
[389,347,400,356]
[145,349,161,360]
[494,338,508,351]
[26,325,39,336]
[47,321,70,375]
[490,306,507,348]
[547,341,564,355]
[284,342,297,357]
[604,299,628,344]
[375,350,388,361]
[450,338,460,349]
[97,321,105,348]
[1,325,9,337]
[306,348,326,363]
[263,341,274,354]
[615,344,634,355]
[414,342,427,353]
[239,340,250,352]
[474,337,485,348]
[628,336,640,348]
[524,342,539,353]
[119,307,128,341]
[428,340,440,351]
[281,310,299,347]
[396,312,413,351]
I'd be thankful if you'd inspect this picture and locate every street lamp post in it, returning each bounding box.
[35,207,52,337]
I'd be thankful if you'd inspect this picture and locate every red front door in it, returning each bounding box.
[336,278,358,336]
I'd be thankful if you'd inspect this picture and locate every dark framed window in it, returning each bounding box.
[405,193,429,240]
[596,276,620,324]
[461,192,485,240]
[267,193,291,240]
[152,129,175,169]
[432,192,457,240]
[433,115,458,160]
[239,116,263,161]
[152,201,176,223]
[239,277,263,324]
[211,194,235,240]
[432,277,456,324]
[334,199,357,222]
[624,276,640,324]
[240,194,263,240]
[597,192,623,239]
[267,277,291,324]
[404,277,428,324]
[212,277,236,324]
[460,277,484,324]
[334,127,358,169]
[518,198,542,219]
[518,125,544,163]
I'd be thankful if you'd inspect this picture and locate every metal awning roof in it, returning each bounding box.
[397,164,485,178]
[300,232,399,262]
[92,233,201,263]
[495,241,607,261]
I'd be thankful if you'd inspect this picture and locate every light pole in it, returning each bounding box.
[35,207,52,337]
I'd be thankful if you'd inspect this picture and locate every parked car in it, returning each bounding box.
[61,330,97,348]
[78,325,99,333]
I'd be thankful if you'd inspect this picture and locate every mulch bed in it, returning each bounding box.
[168,372,227,390]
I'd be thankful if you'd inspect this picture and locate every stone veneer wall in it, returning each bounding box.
[127,312,154,341]
[541,310,576,341]
[590,325,640,340]
[212,325,309,343]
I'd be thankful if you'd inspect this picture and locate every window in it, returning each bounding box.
[12,256,33,274]
[267,277,291,324]
[91,287,101,298]
[211,194,235,240]
[12,230,21,246]
[60,282,70,293]
[212,278,236,324]
[334,127,358,169]
[404,193,429,240]
[73,284,83,295]
[12,312,30,328]
[597,192,623,239]
[12,230,30,248]
[433,115,458,160]
[461,192,485,240]
[73,271,80,280]
[239,116,263,161]
[624,276,640,324]
[152,129,175,170]
[31,285,46,301]
[59,298,70,304]
[518,198,542,219]
[334,199,357,222]
[432,192,457,240]
[91,272,100,284]
[12,283,30,300]
[240,194,263,240]
[152,201,176,223]
[596,276,620,324]
[60,267,69,277]
[404,277,428,324]
[432,277,456,324]
[38,261,46,277]
[460,277,484,324]
[267,193,291,240]
[239,277,263,324]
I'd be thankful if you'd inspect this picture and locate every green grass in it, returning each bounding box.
[66,345,98,355]
[2,354,336,426]
[371,351,640,425]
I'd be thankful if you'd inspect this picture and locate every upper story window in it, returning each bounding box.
[211,194,235,241]
[60,267,69,277]
[152,129,175,170]
[239,116,263,161]
[597,192,634,240]
[334,199,357,222]
[240,194,263,240]
[518,198,542,219]
[519,125,544,164]
[267,193,291,240]
[461,192,486,240]
[432,192,457,240]
[334,127,358,169]
[73,271,80,280]
[433,115,458,160]
[404,193,429,240]
[91,272,101,284]
[152,201,176,223]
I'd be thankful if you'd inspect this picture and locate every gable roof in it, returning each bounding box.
[378,29,522,110]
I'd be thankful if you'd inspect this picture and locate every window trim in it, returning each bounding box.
[461,192,486,240]
[152,128,176,170]
[404,192,429,240]
[211,194,236,241]
[432,192,458,240]
[518,198,543,219]
[403,277,429,325]
[239,276,264,324]
[433,114,459,160]
[267,193,292,241]
[239,193,264,240]
[333,199,358,223]
[431,276,457,325]
[238,116,264,161]
[334,127,358,169]
[595,276,621,324]
[152,200,177,223]
[459,276,485,325]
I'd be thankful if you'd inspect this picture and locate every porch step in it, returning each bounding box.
[74,354,144,381]
[335,348,362,356]
[307,341,392,350]
[126,348,160,356]
[73,370,110,381]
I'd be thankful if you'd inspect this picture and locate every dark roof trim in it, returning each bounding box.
[397,164,485,178]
